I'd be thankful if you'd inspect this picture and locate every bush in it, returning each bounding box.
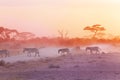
[48,64,60,69]
[0,60,6,66]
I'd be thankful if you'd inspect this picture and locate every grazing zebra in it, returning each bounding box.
[58,48,70,56]
[23,48,40,57]
[85,46,101,54]
[0,49,10,57]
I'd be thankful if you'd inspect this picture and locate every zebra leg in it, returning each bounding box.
[5,52,9,57]
[38,51,40,57]
[29,53,31,57]
[7,51,9,57]
[96,51,98,54]
[27,53,28,56]
[34,53,37,57]
[35,52,40,57]
[38,53,40,57]
[1,54,4,58]
[5,53,7,57]
[8,53,10,57]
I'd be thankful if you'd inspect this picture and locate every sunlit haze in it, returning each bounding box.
[0,0,120,38]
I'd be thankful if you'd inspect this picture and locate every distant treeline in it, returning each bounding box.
[0,26,120,47]
[1,37,119,48]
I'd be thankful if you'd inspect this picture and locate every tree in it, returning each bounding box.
[84,24,106,39]
[0,27,6,40]
[4,28,19,40]
[0,26,35,41]
[0,27,19,40]
[16,32,35,40]
[58,29,68,39]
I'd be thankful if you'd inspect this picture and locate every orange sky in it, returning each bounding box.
[0,0,120,38]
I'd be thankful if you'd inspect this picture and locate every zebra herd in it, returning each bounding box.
[0,49,9,57]
[0,48,40,58]
[58,46,103,56]
[23,48,40,57]
[0,46,104,58]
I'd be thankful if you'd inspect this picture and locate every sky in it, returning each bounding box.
[0,0,120,38]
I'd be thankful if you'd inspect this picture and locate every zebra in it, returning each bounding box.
[23,48,40,57]
[85,46,101,54]
[0,49,10,57]
[58,48,70,56]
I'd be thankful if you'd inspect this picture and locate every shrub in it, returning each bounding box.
[0,60,6,66]
[48,64,60,69]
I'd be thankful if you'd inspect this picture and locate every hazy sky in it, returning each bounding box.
[0,0,120,38]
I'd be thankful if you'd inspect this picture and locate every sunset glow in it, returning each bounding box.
[0,0,120,38]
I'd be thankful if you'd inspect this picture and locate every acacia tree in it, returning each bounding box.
[4,28,19,40]
[83,24,106,39]
[0,27,19,40]
[0,27,6,40]
[0,26,35,41]
[16,32,35,40]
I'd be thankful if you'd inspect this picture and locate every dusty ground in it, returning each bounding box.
[0,44,120,80]
[0,52,120,80]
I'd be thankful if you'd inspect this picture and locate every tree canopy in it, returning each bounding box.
[0,26,35,41]
[84,24,106,38]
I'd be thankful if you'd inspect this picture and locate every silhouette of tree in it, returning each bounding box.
[0,27,19,41]
[4,28,19,40]
[10,29,19,39]
[84,24,106,38]
[0,26,36,41]
[58,29,68,39]
[17,32,35,40]
[0,27,5,40]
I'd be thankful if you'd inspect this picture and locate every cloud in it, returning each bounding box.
[0,0,119,7]
[0,0,71,7]
[0,0,40,6]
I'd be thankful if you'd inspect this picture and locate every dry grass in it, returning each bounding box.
[0,76,24,80]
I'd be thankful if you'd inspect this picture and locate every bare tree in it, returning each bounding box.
[84,24,106,38]
[58,29,68,39]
